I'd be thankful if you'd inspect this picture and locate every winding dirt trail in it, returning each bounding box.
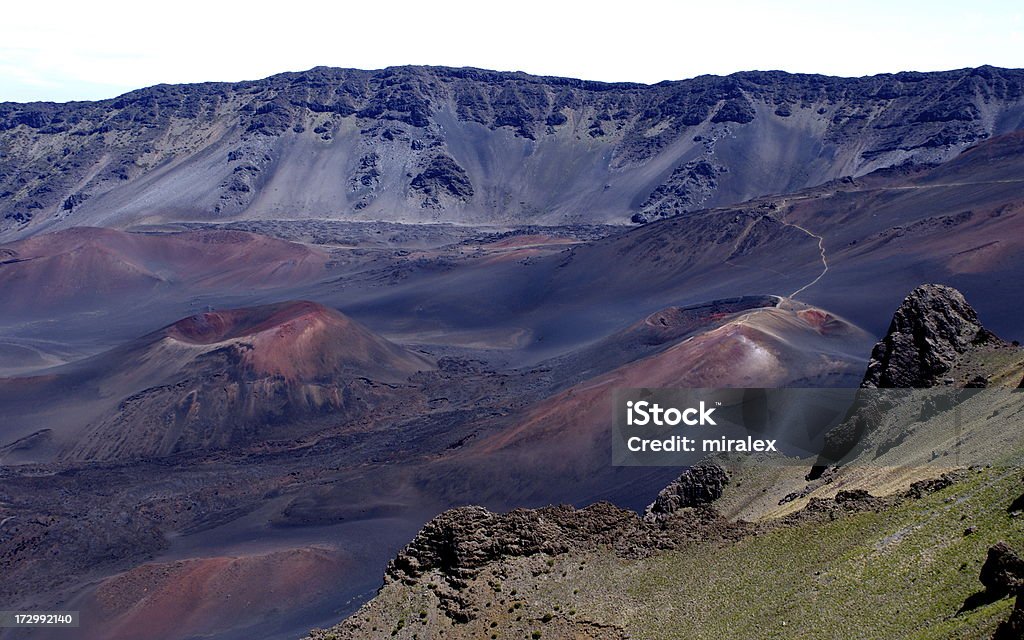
[785,221,828,300]
[763,176,1024,301]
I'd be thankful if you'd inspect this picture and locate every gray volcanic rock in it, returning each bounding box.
[384,502,673,622]
[862,284,993,388]
[387,477,751,591]
[633,159,726,223]
[3,66,1024,237]
[410,153,474,208]
[381,497,751,623]
[643,464,729,522]
[386,502,657,588]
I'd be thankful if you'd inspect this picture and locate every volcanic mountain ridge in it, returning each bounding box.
[3,65,1024,237]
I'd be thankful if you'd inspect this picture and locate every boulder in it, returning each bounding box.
[980,542,1024,597]
[644,464,729,522]
[862,284,993,388]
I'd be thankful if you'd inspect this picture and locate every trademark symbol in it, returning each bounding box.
[716,402,723,407]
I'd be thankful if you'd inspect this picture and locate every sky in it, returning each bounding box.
[1,0,1022,103]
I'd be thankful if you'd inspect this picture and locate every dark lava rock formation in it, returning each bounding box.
[643,464,730,522]
[384,502,675,622]
[319,468,959,636]
[409,153,475,208]
[862,284,995,388]
[981,542,1024,639]
[386,502,669,589]
[981,542,1024,597]
[383,482,746,622]
[811,284,1001,477]
[633,159,726,223]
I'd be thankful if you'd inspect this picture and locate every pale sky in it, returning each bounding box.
[2,0,1022,103]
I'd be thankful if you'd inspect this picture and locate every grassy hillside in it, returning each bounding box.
[313,463,1022,640]
[603,468,1022,639]
[307,298,1024,640]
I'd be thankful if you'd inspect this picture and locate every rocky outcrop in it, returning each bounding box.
[409,154,474,208]
[981,542,1024,640]
[862,284,995,388]
[312,465,967,637]
[386,502,666,589]
[904,472,965,499]
[389,466,737,592]
[810,285,996,477]
[981,542,1024,597]
[633,159,726,223]
[385,502,683,623]
[644,464,729,522]
[383,477,752,623]
[789,490,896,522]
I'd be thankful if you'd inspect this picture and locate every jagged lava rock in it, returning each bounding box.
[862,284,995,388]
[981,542,1024,597]
[644,464,729,523]
[385,502,654,587]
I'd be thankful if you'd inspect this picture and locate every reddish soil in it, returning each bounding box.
[86,547,347,640]
[162,300,432,381]
[0,227,329,315]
